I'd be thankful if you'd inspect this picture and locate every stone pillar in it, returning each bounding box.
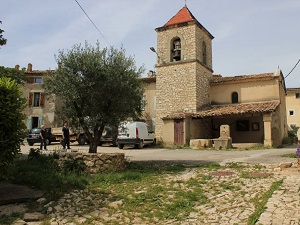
[263,114,273,146]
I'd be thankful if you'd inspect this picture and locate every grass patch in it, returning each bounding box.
[0,213,21,225]
[281,153,296,158]
[6,157,283,224]
[11,153,88,201]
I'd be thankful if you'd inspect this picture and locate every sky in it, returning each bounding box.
[0,0,300,88]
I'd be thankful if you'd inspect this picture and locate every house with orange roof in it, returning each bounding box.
[142,5,288,147]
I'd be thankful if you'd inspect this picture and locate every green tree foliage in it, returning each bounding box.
[43,42,145,153]
[0,21,7,47]
[0,66,26,84]
[0,77,26,180]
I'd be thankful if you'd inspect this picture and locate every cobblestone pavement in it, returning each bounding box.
[12,164,300,225]
[9,144,300,224]
[257,174,300,225]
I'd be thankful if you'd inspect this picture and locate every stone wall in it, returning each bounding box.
[155,22,213,139]
[58,152,126,173]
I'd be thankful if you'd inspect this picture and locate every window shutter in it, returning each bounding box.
[40,93,45,108]
[27,117,32,130]
[29,93,33,107]
[39,116,43,127]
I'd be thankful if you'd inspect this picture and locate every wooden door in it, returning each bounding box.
[174,119,184,145]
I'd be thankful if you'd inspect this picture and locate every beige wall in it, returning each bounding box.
[142,81,156,131]
[211,79,280,104]
[286,89,300,138]
[162,119,174,145]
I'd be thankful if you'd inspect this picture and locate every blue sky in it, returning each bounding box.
[0,0,299,87]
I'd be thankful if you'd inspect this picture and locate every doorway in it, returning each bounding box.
[174,119,184,145]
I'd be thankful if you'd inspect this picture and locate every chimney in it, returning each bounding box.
[15,65,20,70]
[27,63,32,72]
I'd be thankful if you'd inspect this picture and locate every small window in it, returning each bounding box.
[236,120,249,131]
[33,93,41,107]
[296,93,300,98]
[232,92,238,104]
[289,110,295,116]
[34,77,43,83]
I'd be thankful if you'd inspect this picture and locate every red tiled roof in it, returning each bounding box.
[286,88,300,93]
[25,70,56,76]
[141,76,156,83]
[210,73,274,85]
[164,6,196,26]
[163,101,280,119]
[194,101,280,118]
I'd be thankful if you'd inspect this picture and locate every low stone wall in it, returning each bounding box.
[58,152,126,173]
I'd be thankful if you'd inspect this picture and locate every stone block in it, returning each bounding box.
[213,138,232,150]
[190,139,212,149]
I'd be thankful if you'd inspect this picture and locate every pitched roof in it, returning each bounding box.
[210,73,274,85]
[164,6,196,26]
[286,88,300,93]
[162,101,280,119]
[25,70,56,76]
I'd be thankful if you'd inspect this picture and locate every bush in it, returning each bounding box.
[0,77,26,180]
[63,158,86,175]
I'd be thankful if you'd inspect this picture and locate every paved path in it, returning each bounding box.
[257,174,300,225]
[21,142,300,166]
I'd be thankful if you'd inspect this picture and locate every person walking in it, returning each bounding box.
[62,122,71,149]
[39,125,47,150]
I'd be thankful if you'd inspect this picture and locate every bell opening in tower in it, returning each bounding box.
[172,38,181,61]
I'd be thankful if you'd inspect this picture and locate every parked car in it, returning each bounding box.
[27,127,56,146]
[117,121,156,149]
[77,126,118,146]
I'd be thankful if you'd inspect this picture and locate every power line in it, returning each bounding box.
[74,0,112,47]
[285,59,300,79]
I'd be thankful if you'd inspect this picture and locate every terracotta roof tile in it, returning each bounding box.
[163,101,280,119]
[210,73,274,85]
[164,6,196,26]
[25,70,56,76]
[287,88,300,93]
[193,101,280,118]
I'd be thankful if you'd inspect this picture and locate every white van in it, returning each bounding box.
[117,121,156,149]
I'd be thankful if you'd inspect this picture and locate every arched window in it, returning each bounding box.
[171,37,181,61]
[202,41,207,65]
[232,92,238,104]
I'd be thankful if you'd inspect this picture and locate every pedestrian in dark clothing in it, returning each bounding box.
[62,122,70,149]
[40,125,47,150]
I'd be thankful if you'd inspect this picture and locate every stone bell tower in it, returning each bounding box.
[154,6,214,139]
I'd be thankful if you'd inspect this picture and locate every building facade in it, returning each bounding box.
[19,63,60,130]
[142,6,288,147]
[286,88,300,138]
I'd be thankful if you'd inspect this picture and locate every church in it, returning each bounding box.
[142,5,288,147]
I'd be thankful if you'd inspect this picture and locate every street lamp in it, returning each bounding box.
[150,47,160,62]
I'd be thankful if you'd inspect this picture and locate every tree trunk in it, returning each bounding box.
[89,141,98,153]
[88,125,104,153]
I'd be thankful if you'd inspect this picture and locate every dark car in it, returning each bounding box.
[27,127,56,146]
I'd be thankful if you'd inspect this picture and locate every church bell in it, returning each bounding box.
[173,40,181,61]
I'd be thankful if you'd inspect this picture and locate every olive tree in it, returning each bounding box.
[0,21,7,48]
[0,77,26,180]
[44,42,144,153]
